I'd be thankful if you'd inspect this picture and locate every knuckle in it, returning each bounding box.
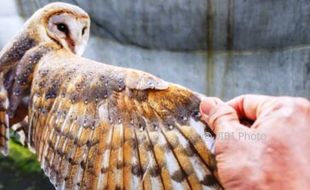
[272,100,285,110]
[294,97,310,109]
[278,97,305,108]
[211,105,238,126]
[284,97,310,113]
[274,97,309,118]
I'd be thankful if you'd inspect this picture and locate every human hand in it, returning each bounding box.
[200,95,310,190]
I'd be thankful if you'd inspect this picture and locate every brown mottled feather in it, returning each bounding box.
[0,111,8,155]
[0,82,9,155]
[16,51,221,190]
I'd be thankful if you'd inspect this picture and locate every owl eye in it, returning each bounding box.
[56,23,69,34]
[82,27,87,35]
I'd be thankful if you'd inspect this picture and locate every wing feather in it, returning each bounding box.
[123,116,142,190]
[0,111,9,155]
[97,121,115,189]
[27,55,222,190]
[0,77,9,155]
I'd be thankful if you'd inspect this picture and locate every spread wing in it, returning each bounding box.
[28,53,221,190]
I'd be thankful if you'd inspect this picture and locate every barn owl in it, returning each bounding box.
[0,2,222,190]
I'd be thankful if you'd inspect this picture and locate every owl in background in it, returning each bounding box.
[0,2,221,190]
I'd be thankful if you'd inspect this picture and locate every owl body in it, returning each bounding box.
[0,2,221,190]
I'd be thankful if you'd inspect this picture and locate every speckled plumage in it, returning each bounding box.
[0,3,221,190]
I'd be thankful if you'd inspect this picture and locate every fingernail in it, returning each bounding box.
[200,98,218,115]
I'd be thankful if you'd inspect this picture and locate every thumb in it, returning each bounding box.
[200,97,241,134]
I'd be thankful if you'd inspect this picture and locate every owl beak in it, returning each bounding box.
[66,28,86,56]
[63,37,84,56]
[74,45,85,56]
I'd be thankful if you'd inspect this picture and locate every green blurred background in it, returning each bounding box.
[0,139,53,189]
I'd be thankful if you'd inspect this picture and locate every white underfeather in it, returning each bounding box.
[53,107,73,158]
[150,177,161,190]
[38,122,49,161]
[41,99,64,172]
[98,102,109,120]
[27,96,37,146]
[174,128,188,148]
[116,124,123,187]
[70,107,89,189]
[131,157,140,188]
[202,185,214,190]
[96,125,114,189]
[176,122,215,189]
[75,121,84,139]
[27,112,36,153]
[44,127,55,175]
[12,121,26,146]
[172,180,184,189]
[29,93,44,153]
[58,121,77,190]
[73,151,87,190]
[158,133,179,177]
[56,105,82,188]
[77,129,95,187]
[191,158,205,181]
[189,118,215,150]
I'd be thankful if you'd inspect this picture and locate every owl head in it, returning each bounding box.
[29,2,91,56]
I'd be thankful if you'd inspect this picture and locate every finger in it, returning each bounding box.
[200,97,223,121]
[200,97,241,134]
[227,94,273,121]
